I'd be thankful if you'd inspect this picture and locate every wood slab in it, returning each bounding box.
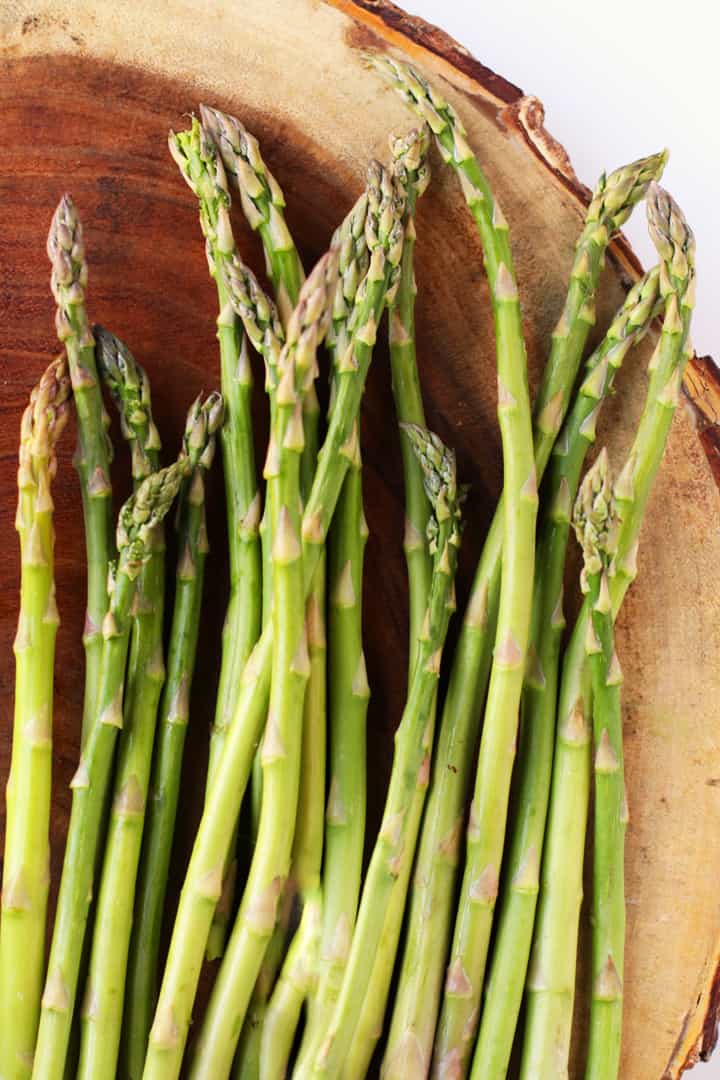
[1,1,719,1075]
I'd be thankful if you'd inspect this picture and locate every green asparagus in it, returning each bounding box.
[200,104,305,328]
[123,393,223,1077]
[170,123,262,950]
[521,183,695,1078]
[470,267,660,1080]
[573,453,626,1080]
[46,195,114,746]
[0,357,71,1079]
[32,457,189,1079]
[78,382,223,1078]
[309,426,463,1078]
[341,126,434,1078]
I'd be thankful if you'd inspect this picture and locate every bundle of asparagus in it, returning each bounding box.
[0,50,697,1080]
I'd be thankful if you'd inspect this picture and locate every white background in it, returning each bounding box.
[402,0,718,1076]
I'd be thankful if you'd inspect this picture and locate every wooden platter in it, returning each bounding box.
[1,1,719,1075]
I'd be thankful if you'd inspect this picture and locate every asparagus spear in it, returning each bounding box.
[270,186,374,1078]
[520,184,695,1078]
[335,127,434,1079]
[200,105,309,959]
[572,453,627,1080]
[124,397,223,1077]
[470,267,660,1080]
[200,104,305,329]
[369,57,667,1070]
[78,385,223,1078]
[47,196,114,745]
[142,161,404,1080]
[0,357,71,1079]
[188,249,337,1078]
[170,120,262,911]
[32,457,189,1079]
[372,69,538,1076]
[387,126,432,657]
[307,427,463,1079]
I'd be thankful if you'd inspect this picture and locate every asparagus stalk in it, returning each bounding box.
[573,454,627,1080]
[170,119,262,911]
[188,250,338,1079]
[292,199,373,1077]
[336,128,433,1078]
[470,267,660,1080]
[124,397,223,1078]
[78,386,223,1078]
[369,57,667,1069]
[200,105,308,958]
[271,186,376,1078]
[308,427,463,1079]
[520,184,695,1078]
[385,72,538,1078]
[257,442,328,1080]
[46,196,114,745]
[387,126,432,656]
[142,161,404,1080]
[32,458,189,1079]
[201,107,308,954]
[200,104,305,329]
[0,357,71,1079]
[221,252,295,1063]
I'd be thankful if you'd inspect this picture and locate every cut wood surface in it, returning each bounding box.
[0,1,718,1075]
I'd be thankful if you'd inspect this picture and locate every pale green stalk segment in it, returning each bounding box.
[310,428,463,1079]
[46,195,114,745]
[345,787,426,1080]
[256,550,326,1080]
[188,250,338,1080]
[142,164,404,1080]
[32,460,188,1080]
[518,606,593,1080]
[260,894,323,1079]
[521,186,695,1078]
[0,358,71,1080]
[471,267,660,1080]
[170,118,262,829]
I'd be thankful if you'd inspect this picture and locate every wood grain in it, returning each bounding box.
[1,1,719,1075]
